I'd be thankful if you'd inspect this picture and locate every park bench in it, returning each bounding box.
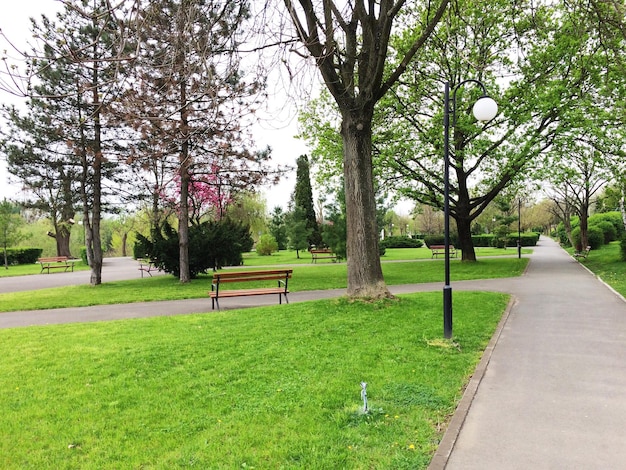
[429,245,457,259]
[209,269,293,311]
[137,258,160,278]
[573,245,591,260]
[38,256,76,274]
[311,248,337,263]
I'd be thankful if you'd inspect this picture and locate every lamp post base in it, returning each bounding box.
[443,285,453,339]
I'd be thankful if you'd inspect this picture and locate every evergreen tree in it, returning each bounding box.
[268,206,288,250]
[285,206,312,258]
[0,199,25,269]
[294,155,321,246]
[122,0,269,282]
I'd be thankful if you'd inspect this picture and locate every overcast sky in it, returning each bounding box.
[0,1,309,210]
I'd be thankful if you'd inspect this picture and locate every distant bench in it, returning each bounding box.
[311,248,337,263]
[137,258,160,278]
[573,245,591,260]
[38,256,76,274]
[209,269,293,310]
[429,245,457,259]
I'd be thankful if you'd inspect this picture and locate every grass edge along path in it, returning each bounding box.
[0,292,509,469]
[0,257,528,313]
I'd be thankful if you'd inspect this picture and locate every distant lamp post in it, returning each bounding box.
[442,80,498,339]
[517,198,522,259]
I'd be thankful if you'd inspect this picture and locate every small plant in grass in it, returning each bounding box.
[256,233,278,255]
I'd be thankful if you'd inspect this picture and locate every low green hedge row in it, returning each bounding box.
[1,248,43,265]
[424,233,539,248]
[379,236,424,249]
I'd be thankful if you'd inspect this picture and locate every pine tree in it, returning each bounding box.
[294,155,321,247]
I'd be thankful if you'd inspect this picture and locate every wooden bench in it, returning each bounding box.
[209,269,293,310]
[429,245,457,259]
[573,246,591,260]
[38,256,76,274]
[137,258,160,278]
[311,249,337,263]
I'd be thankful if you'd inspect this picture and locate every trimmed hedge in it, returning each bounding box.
[425,233,539,248]
[2,248,43,265]
[380,236,424,249]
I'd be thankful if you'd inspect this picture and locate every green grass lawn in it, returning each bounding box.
[0,260,90,277]
[0,292,508,469]
[573,241,626,295]
[242,246,532,266]
[0,257,528,312]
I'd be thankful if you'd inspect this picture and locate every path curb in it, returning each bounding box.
[428,296,516,469]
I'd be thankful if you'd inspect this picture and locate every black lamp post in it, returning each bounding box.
[442,80,498,339]
[517,198,522,259]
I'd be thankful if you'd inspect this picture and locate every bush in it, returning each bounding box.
[3,248,43,265]
[592,221,617,244]
[589,212,624,239]
[379,236,423,249]
[322,213,347,261]
[471,234,495,247]
[571,226,604,250]
[424,235,450,247]
[134,219,253,278]
[256,234,278,256]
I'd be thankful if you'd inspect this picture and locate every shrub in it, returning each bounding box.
[571,226,604,250]
[134,219,253,278]
[589,212,624,239]
[322,213,346,261]
[621,235,626,261]
[471,234,495,247]
[256,234,278,256]
[4,248,42,265]
[379,236,424,249]
[424,235,449,247]
[592,221,617,244]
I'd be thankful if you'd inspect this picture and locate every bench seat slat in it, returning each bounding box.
[209,287,287,298]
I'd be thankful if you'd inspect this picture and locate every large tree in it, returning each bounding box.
[123,0,273,283]
[293,155,321,246]
[1,1,132,281]
[282,0,448,298]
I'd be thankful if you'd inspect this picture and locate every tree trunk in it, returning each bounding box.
[341,112,390,299]
[178,77,191,283]
[56,224,72,258]
[121,232,128,257]
[89,47,104,286]
[620,197,626,231]
[178,162,191,283]
[456,216,476,261]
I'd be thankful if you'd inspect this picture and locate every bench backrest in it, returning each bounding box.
[38,256,69,262]
[429,245,454,249]
[213,269,292,284]
[311,249,332,254]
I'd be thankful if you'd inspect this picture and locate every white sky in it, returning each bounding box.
[0,0,309,211]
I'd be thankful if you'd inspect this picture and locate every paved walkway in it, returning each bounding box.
[432,237,626,469]
[2,239,626,468]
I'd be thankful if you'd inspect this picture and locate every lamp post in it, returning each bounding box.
[517,198,522,259]
[442,80,498,339]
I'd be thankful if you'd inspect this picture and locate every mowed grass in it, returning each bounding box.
[0,260,90,277]
[0,292,509,469]
[0,257,528,312]
[242,246,532,266]
[574,241,626,296]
